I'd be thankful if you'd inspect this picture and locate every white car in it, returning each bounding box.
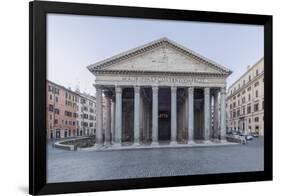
[245,135,253,140]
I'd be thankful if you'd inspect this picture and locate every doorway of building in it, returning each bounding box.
[158,88,171,141]
[158,111,171,140]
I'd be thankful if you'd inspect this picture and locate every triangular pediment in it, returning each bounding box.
[88,38,232,75]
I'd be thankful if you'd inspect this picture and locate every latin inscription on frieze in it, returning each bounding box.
[120,76,208,84]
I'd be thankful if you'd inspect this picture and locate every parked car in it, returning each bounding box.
[245,135,253,140]
[250,132,259,137]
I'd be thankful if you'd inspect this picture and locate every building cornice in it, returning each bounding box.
[226,71,264,100]
[47,80,96,101]
[93,69,227,77]
[228,57,264,91]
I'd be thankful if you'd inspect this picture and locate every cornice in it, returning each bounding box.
[226,72,264,100]
[93,69,228,78]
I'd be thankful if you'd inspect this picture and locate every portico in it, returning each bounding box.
[88,37,232,147]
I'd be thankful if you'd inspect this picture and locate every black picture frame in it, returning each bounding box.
[29,1,273,195]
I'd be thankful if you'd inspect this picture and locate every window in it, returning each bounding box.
[90,108,94,113]
[89,115,94,120]
[247,105,251,114]
[81,98,86,104]
[49,94,52,100]
[55,96,58,102]
[237,109,240,117]
[247,86,251,91]
[242,97,245,104]
[64,111,72,117]
[243,106,245,115]
[48,85,52,91]
[55,88,60,95]
[249,75,251,81]
[255,117,259,122]
[50,114,52,120]
[54,108,59,115]
[254,103,259,112]
[49,104,54,112]
[254,82,259,87]
[255,90,258,98]
[238,100,240,106]
[243,80,245,85]
[248,118,251,123]
[89,123,93,127]
[230,104,232,109]
[248,94,251,101]
[256,69,259,76]
[83,113,88,119]
[54,119,58,124]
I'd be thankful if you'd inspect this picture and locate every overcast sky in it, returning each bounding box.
[47,14,263,95]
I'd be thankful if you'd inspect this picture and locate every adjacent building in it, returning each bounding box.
[76,92,96,137]
[226,58,264,135]
[46,80,96,139]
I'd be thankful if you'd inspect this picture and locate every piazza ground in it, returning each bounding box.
[47,137,264,183]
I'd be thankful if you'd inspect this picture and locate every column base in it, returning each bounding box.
[112,142,122,147]
[104,141,112,146]
[203,140,212,144]
[133,142,141,146]
[170,140,178,145]
[188,140,195,145]
[151,141,159,146]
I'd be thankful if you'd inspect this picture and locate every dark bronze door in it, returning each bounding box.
[158,111,171,141]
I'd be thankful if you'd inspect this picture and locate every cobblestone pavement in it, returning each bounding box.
[47,137,264,183]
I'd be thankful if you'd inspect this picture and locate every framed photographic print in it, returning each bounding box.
[29,1,272,195]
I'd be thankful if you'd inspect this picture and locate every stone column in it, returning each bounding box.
[134,86,140,145]
[188,87,194,144]
[152,86,159,145]
[184,88,189,142]
[171,86,177,144]
[115,86,122,145]
[214,90,219,139]
[209,93,212,138]
[95,85,103,145]
[139,91,143,142]
[204,87,211,143]
[104,91,111,145]
[111,98,115,143]
[220,87,227,141]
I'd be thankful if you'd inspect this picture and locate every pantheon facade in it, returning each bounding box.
[88,38,232,147]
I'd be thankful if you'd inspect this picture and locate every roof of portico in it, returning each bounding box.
[87,37,232,76]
